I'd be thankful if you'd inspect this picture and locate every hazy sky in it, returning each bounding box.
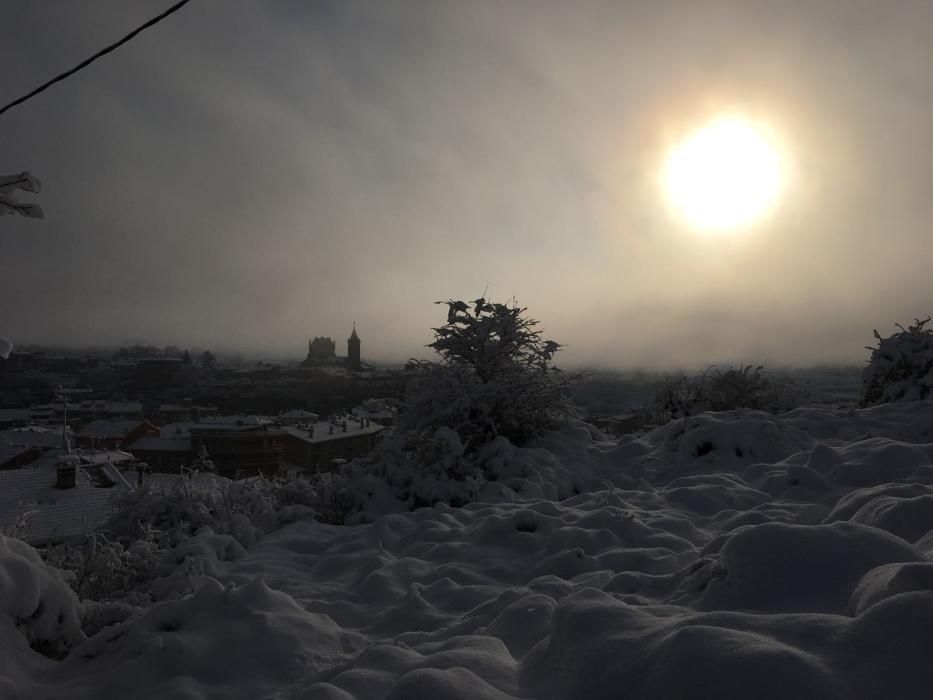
[2,1,933,368]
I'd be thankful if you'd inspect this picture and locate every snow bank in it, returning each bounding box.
[0,535,84,699]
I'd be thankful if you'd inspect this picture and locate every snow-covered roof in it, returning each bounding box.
[283,418,384,444]
[159,416,278,439]
[1,427,72,449]
[198,415,275,426]
[76,449,137,465]
[280,410,319,419]
[0,465,128,545]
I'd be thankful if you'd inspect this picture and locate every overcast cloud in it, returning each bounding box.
[2,0,932,368]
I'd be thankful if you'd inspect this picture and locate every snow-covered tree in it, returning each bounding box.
[400,298,578,448]
[188,445,216,474]
[0,172,43,219]
[861,317,933,406]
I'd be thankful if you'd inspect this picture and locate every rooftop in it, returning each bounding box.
[0,464,129,546]
[284,417,384,444]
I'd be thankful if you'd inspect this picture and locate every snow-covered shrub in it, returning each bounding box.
[38,465,378,601]
[106,475,231,543]
[646,365,807,425]
[861,318,933,406]
[0,508,37,541]
[400,298,579,449]
[43,527,168,603]
[0,171,43,219]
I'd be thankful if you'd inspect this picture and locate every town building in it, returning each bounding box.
[0,451,140,546]
[125,416,285,479]
[74,419,159,451]
[282,416,384,473]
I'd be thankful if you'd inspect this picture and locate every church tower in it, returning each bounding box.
[347,323,361,371]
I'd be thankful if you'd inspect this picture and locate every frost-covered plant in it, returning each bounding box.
[0,508,37,541]
[0,171,44,219]
[43,527,169,603]
[861,317,933,406]
[39,465,372,602]
[646,365,807,425]
[188,445,216,473]
[400,298,579,449]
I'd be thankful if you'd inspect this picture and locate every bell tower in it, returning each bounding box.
[347,323,361,371]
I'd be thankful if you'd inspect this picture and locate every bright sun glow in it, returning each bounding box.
[663,115,785,232]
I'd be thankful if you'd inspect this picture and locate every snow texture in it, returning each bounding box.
[3,400,933,698]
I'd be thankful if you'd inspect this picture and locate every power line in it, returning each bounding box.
[0,0,193,118]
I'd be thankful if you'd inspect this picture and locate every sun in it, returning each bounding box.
[662,114,786,232]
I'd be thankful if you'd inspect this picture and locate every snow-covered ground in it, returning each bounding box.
[4,401,933,699]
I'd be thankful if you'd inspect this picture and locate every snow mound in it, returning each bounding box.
[62,577,367,699]
[848,562,933,614]
[698,521,924,613]
[0,535,84,659]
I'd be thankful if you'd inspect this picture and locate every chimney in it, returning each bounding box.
[56,463,77,489]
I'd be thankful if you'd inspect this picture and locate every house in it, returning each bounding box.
[188,417,285,479]
[124,435,192,473]
[282,416,384,473]
[126,416,285,479]
[27,400,144,426]
[0,457,130,546]
[1,426,72,451]
[75,419,159,450]
[352,399,397,426]
[0,450,198,547]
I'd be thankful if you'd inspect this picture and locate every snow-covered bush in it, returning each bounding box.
[43,527,168,603]
[861,318,933,406]
[400,298,579,449]
[323,300,580,522]
[646,365,807,425]
[0,172,43,219]
[41,472,350,603]
[343,427,486,521]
